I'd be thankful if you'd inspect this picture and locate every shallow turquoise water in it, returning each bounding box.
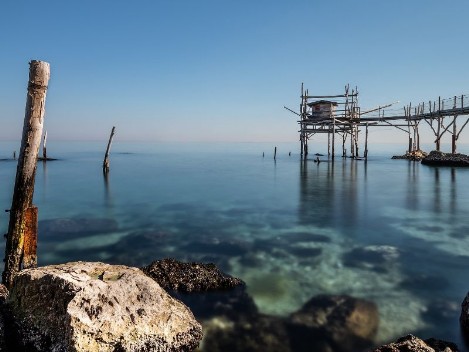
[1,141,469,349]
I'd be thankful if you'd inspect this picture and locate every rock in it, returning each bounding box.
[173,285,258,321]
[289,294,379,352]
[202,314,292,352]
[343,245,399,273]
[392,150,428,161]
[0,285,8,304]
[7,261,202,352]
[371,334,459,351]
[460,291,469,332]
[39,218,118,240]
[421,150,469,167]
[141,258,244,292]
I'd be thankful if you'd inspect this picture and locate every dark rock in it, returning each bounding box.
[173,285,258,321]
[343,245,399,273]
[421,150,469,167]
[0,285,8,304]
[289,294,379,352]
[141,258,244,292]
[202,314,292,352]
[371,334,459,351]
[39,217,118,238]
[460,291,469,332]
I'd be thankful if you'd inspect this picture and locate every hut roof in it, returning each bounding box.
[307,100,338,107]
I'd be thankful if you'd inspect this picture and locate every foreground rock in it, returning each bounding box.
[142,259,253,321]
[202,293,379,352]
[142,258,243,292]
[8,262,202,351]
[460,291,469,332]
[421,150,469,167]
[0,284,8,351]
[392,150,428,161]
[289,294,379,352]
[371,334,459,351]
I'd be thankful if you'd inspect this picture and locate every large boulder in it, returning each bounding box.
[288,294,379,352]
[7,261,202,351]
[371,334,459,351]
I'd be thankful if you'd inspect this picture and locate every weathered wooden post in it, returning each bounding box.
[274,146,277,160]
[42,130,47,159]
[103,126,116,173]
[364,122,369,161]
[2,60,50,288]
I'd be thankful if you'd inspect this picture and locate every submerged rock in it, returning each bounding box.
[343,245,399,273]
[289,294,379,352]
[421,150,469,167]
[371,334,459,351]
[7,261,202,352]
[39,217,118,238]
[142,258,244,292]
[202,314,292,352]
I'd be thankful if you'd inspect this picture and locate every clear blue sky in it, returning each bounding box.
[1,0,469,145]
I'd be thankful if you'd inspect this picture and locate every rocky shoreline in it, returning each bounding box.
[421,150,469,167]
[392,149,469,167]
[0,259,466,351]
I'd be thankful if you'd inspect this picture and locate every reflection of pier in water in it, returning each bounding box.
[299,159,363,231]
[404,163,459,216]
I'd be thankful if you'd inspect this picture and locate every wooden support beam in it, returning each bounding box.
[3,60,50,289]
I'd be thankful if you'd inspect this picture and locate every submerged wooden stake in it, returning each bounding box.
[42,130,47,160]
[3,60,50,288]
[274,146,277,160]
[103,126,116,173]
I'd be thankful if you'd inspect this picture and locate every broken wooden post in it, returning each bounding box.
[103,126,116,173]
[274,146,277,160]
[42,130,47,160]
[2,60,50,288]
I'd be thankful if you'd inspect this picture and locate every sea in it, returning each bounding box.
[1,140,469,351]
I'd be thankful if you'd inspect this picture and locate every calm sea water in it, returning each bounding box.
[1,141,469,349]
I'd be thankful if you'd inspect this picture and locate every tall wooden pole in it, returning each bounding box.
[103,126,116,173]
[332,114,336,160]
[3,61,50,288]
[364,122,369,160]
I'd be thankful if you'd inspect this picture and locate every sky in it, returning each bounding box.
[1,0,469,147]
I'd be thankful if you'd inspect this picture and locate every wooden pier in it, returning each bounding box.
[286,84,469,159]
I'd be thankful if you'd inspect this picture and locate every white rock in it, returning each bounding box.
[7,261,202,351]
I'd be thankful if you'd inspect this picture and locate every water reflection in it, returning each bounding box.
[406,161,419,210]
[103,172,113,209]
[299,159,361,231]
